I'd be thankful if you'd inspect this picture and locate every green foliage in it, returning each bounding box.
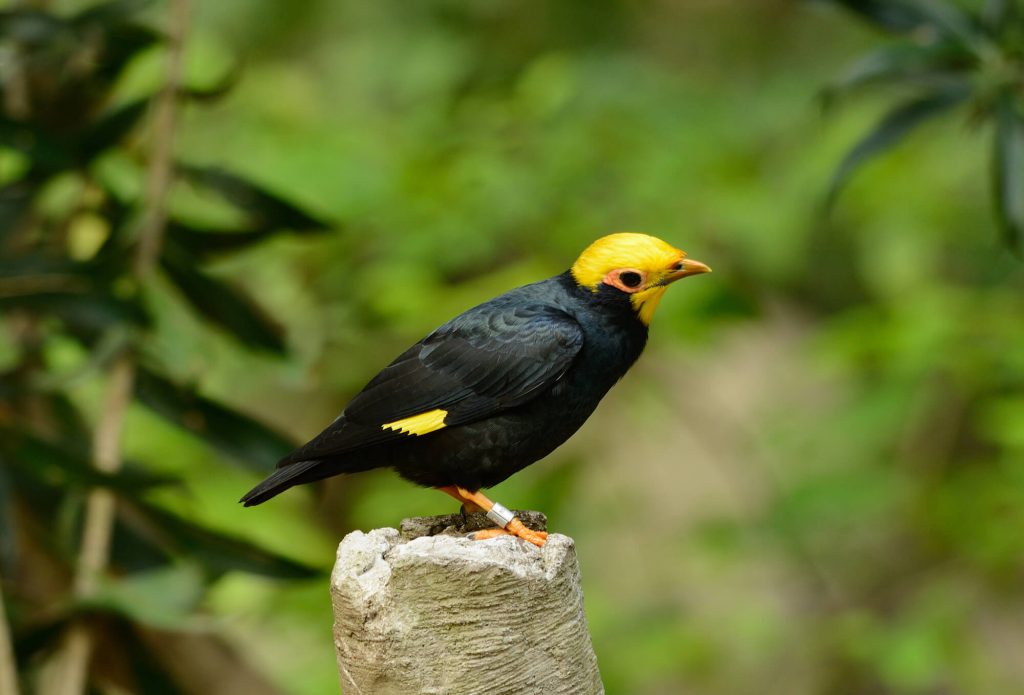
[823,0,1024,254]
[0,2,325,691]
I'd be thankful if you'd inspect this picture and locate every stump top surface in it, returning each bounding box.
[330,513,603,695]
[333,512,569,592]
[398,509,547,539]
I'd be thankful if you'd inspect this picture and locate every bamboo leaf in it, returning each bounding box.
[165,222,286,260]
[178,66,242,104]
[160,247,286,353]
[79,99,150,163]
[12,616,69,668]
[823,42,973,104]
[910,0,984,50]
[828,87,970,204]
[0,253,143,343]
[0,9,66,46]
[0,117,74,173]
[0,180,36,244]
[70,0,161,84]
[0,426,176,493]
[824,0,982,47]
[178,164,331,232]
[53,295,150,344]
[821,0,933,33]
[134,367,296,472]
[981,0,1015,35]
[117,623,184,695]
[86,564,204,629]
[993,97,1024,256]
[17,613,184,694]
[121,498,320,579]
[71,0,153,25]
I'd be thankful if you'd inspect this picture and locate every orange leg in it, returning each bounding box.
[434,486,547,547]
[436,485,486,514]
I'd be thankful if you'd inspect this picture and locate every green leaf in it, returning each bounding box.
[110,514,185,574]
[910,0,985,50]
[70,1,161,84]
[17,612,184,695]
[178,66,242,104]
[165,222,285,260]
[0,420,175,574]
[121,498,321,579]
[133,367,296,472]
[0,254,83,278]
[71,0,153,25]
[78,99,150,164]
[826,0,982,46]
[981,0,1016,35]
[160,246,286,353]
[822,42,973,105]
[87,564,204,629]
[0,9,66,46]
[0,426,176,493]
[0,117,74,173]
[828,87,970,204]
[0,180,37,243]
[178,164,331,232]
[117,623,184,695]
[993,97,1024,256]
[822,0,933,33]
[54,295,150,344]
[0,254,148,340]
[12,616,70,668]
[28,328,131,393]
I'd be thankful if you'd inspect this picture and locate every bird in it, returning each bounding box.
[241,233,710,546]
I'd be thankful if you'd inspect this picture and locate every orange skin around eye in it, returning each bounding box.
[602,268,647,293]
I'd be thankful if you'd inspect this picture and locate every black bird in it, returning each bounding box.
[241,233,711,546]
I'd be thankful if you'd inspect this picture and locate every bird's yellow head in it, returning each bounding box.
[571,233,711,325]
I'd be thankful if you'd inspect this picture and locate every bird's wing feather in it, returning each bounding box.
[278,304,584,465]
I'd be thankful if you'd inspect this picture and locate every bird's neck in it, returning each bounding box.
[558,271,648,327]
[555,271,648,361]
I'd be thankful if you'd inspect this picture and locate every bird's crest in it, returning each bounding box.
[570,233,685,290]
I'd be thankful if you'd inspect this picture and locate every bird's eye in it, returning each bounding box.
[619,271,642,288]
[670,261,683,271]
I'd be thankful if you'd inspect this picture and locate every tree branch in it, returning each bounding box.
[134,0,190,279]
[0,568,20,695]
[44,2,191,693]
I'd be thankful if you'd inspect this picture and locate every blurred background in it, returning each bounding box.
[3,0,1024,693]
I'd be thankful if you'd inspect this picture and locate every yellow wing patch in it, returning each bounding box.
[381,408,448,436]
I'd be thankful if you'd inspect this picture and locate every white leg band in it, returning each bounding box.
[486,502,515,528]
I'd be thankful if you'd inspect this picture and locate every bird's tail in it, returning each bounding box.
[239,459,326,507]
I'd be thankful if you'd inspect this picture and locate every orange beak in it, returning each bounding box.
[665,258,711,283]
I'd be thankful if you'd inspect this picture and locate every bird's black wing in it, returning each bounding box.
[279,303,584,464]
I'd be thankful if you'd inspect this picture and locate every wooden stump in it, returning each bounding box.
[330,512,604,695]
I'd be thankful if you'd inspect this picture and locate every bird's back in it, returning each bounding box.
[378,271,650,488]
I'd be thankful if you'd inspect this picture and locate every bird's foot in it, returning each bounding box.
[473,518,548,547]
[459,501,486,522]
[435,485,547,547]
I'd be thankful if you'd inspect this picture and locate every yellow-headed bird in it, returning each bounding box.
[242,233,710,546]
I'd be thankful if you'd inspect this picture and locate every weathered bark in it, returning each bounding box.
[331,512,603,695]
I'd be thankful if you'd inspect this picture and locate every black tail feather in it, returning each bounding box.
[239,459,323,507]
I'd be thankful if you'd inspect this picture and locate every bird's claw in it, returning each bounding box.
[472,520,548,547]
